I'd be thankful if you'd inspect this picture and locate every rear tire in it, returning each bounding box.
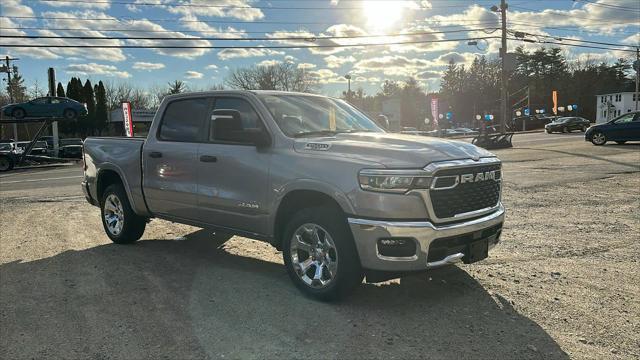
[100,184,146,244]
[591,131,607,146]
[546,129,552,134]
[282,206,363,301]
[0,155,14,172]
[562,127,568,133]
[12,108,25,119]
[581,125,587,132]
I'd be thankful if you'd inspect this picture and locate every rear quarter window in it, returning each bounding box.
[158,98,209,142]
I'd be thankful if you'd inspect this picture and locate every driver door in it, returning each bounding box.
[195,96,271,235]
[609,113,637,140]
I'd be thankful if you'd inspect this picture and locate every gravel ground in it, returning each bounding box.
[0,133,638,359]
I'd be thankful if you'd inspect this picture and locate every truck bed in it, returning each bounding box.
[83,137,150,217]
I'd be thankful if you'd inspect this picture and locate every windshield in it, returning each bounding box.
[258,94,384,137]
[554,118,570,123]
[0,144,11,151]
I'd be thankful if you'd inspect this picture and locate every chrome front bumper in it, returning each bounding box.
[348,205,505,272]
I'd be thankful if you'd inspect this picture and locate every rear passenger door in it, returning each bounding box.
[195,96,271,235]
[142,97,211,220]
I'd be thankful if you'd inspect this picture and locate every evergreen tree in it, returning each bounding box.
[95,81,108,135]
[168,80,186,94]
[81,79,96,136]
[56,82,65,97]
[7,65,27,102]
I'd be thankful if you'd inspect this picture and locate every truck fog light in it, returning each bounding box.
[377,238,417,258]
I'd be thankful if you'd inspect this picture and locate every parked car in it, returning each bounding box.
[14,141,49,156]
[1,97,87,120]
[452,128,479,136]
[545,117,590,133]
[82,90,505,300]
[585,111,640,145]
[59,138,84,158]
[38,136,54,150]
[0,142,18,171]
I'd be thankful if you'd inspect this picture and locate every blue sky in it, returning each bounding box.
[1,0,639,97]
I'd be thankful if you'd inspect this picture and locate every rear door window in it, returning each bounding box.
[158,98,210,142]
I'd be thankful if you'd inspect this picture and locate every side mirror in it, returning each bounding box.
[212,109,271,147]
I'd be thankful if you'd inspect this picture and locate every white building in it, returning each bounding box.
[596,92,639,124]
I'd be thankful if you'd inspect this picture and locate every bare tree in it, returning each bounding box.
[225,62,318,92]
[104,81,152,110]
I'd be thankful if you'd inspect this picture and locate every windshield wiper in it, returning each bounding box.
[293,130,339,137]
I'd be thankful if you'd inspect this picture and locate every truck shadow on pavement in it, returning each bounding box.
[1,229,568,359]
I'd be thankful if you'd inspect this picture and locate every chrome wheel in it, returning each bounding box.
[289,223,338,289]
[592,132,606,145]
[103,194,124,236]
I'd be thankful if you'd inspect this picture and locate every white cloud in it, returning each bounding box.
[66,63,131,78]
[2,0,34,16]
[132,62,165,71]
[217,48,285,60]
[622,33,640,45]
[159,0,264,21]
[41,0,110,9]
[185,71,204,79]
[297,63,317,70]
[205,64,219,70]
[257,59,282,67]
[354,55,433,77]
[324,55,356,68]
[308,69,345,84]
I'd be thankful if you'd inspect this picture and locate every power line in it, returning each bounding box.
[510,30,636,49]
[2,15,507,26]
[0,36,500,49]
[1,22,499,35]
[31,0,480,10]
[1,28,497,42]
[509,37,636,53]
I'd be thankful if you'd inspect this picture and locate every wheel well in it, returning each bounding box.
[272,190,345,250]
[96,170,124,203]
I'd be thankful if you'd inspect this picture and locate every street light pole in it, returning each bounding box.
[345,74,352,103]
[499,0,508,134]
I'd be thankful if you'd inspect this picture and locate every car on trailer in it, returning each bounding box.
[1,97,87,120]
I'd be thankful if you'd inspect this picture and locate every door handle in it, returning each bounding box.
[200,155,218,163]
[149,151,162,158]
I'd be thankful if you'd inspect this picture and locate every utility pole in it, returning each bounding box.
[525,87,530,132]
[4,56,19,141]
[499,0,508,134]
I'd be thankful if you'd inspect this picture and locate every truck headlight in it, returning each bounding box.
[358,169,431,194]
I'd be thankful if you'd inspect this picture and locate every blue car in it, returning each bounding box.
[585,111,640,145]
[1,96,87,120]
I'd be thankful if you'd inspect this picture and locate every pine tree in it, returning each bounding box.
[95,81,108,135]
[81,79,96,136]
[7,65,27,102]
[56,82,65,97]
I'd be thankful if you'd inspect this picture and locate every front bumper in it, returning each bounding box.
[348,205,505,272]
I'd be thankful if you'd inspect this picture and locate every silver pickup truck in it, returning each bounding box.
[82,90,504,300]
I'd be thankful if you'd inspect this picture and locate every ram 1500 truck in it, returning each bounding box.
[82,91,505,300]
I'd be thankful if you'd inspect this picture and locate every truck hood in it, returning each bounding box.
[293,132,495,168]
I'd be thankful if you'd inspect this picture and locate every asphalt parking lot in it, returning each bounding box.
[1,132,638,359]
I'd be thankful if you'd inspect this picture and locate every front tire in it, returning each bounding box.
[100,184,146,244]
[581,125,587,132]
[282,206,363,301]
[591,131,607,146]
[63,108,77,120]
[0,155,14,172]
[562,126,568,133]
